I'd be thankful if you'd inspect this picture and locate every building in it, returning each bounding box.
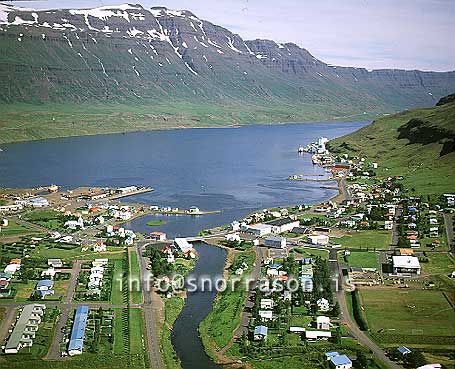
[93,241,106,252]
[244,223,272,236]
[188,206,200,214]
[0,204,23,213]
[150,232,167,241]
[392,256,421,275]
[4,304,46,354]
[258,310,274,321]
[231,221,240,231]
[28,197,49,208]
[317,316,331,330]
[35,279,53,291]
[68,306,89,356]
[384,221,393,230]
[174,238,193,253]
[225,233,241,243]
[397,346,412,356]
[47,259,63,268]
[260,298,274,309]
[253,325,268,341]
[317,298,330,312]
[305,330,331,340]
[268,217,300,234]
[116,186,137,194]
[264,236,286,249]
[308,234,329,245]
[329,354,352,369]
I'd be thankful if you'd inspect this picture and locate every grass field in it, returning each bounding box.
[128,308,146,356]
[336,230,391,250]
[293,247,329,260]
[360,288,455,347]
[129,250,142,305]
[200,249,255,358]
[111,260,124,305]
[345,251,379,269]
[160,297,184,369]
[423,253,455,275]
[0,221,35,236]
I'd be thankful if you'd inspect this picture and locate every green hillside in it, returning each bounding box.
[0,4,454,144]
[328,94,455,194]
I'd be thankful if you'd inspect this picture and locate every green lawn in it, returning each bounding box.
[160,297,184,369]
[111,260,124,305]
[128,308,146,356]
[146,220,166,226]
[200,250,255,358]
[360,288,455,346]
[345,251,379,269]
[293,247,329,260]
[422,252,455,275]
[0,221,36,236]
[129,250,142,305]
[336,230,391,250]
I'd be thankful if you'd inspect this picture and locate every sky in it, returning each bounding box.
[7,0,455,71]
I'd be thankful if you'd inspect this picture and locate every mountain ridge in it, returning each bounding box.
[0,3,454,144]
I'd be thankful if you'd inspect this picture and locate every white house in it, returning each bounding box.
[309,234,329,246]
[41,267,56,279]
[174,238,193,253]
[268,217,300,234]
[305,330,331,340]
[384,221,393,230]
[260,298,274,309]
[316,316,331,330]
[258,310,274,321]
[317,298,330,312]
[93,241,106,252]
[231,221,240,231]
[392,256,421,275]
[225,233,241,243]
[243,223,272,236]
[150,232,167,241]
[327,353,352,369]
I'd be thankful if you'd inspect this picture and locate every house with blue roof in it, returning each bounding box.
[397,345,412,355]
[253,325,268,341]
[68,306,89,356]
[36,279,53,291]
[326,352,352,369]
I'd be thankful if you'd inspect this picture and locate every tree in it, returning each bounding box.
[403,351,426,368]
[354,351,369,368]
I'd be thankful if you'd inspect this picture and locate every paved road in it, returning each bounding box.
[331,254,402,369]
[234,246,266,337]
[443,212,454,255]
[0,307,17,346]
[45,260,82,360]
[137,244,165,369]
[390,206,402,250]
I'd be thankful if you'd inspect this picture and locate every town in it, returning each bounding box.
[0,141,454,369]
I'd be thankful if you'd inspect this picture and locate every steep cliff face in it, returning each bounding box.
[0,3,454,112]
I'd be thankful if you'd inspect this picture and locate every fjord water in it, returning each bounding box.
[0,121,365,237]
[0,121,366,369]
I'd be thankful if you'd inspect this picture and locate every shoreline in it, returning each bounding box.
[0,119,371,146]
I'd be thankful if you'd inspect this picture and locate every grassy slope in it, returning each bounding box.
[329,101,455,194]
[0,101,379,145]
